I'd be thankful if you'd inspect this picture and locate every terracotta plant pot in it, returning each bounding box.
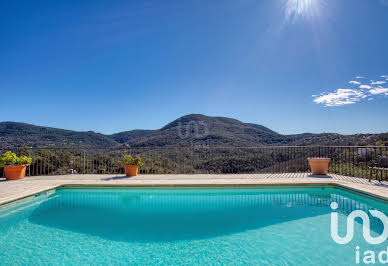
[308,158,330,175]
[4,164,28,180]
[124,165,138,177]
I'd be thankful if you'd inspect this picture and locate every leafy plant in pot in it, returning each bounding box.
[0,152,32,180]
[118,155,143,176]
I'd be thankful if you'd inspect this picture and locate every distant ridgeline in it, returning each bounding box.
[0,114,387,149]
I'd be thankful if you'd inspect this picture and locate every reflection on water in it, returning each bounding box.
[28,188,387,242]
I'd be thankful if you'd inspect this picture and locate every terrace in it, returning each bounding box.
[2,146,388,265]
[1,145,388,205]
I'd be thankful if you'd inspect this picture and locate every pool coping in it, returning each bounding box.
[2,180,388,209]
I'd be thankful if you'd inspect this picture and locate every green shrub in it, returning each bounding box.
[118,155,143,167]
[0,151,32,167]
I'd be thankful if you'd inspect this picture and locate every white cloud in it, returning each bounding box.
[371,80,386,85]
[313,88,365,107]
[314,74,388,107]
[359,85,372,89]
[369,87,388,95]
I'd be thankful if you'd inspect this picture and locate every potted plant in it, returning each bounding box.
[0,151,32,180]
[118,155,143,176]
[307,157,331,175]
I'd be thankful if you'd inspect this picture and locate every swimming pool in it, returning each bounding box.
[0,186,387,265]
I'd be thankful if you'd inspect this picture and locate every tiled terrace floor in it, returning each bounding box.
[1,173,388,205]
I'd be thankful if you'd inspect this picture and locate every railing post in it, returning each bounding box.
[83,149,86,174]
[28,149,31,177]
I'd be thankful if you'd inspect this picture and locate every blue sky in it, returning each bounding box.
[0,0,387,134]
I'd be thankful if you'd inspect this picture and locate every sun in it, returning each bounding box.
[284,0,324,23]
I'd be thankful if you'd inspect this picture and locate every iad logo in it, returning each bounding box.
[177,120,208,140]
[330,202,388,245]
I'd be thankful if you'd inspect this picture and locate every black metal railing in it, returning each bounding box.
[1,146,387,181]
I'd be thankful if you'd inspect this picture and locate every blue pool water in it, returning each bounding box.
[0,187,387,265]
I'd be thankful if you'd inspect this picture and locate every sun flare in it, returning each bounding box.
[284,0,324,23]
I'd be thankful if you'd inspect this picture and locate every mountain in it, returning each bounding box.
[0,114,387,149]
[0,122,119,148]
[122,114,286,147]
[109,130,154,144]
